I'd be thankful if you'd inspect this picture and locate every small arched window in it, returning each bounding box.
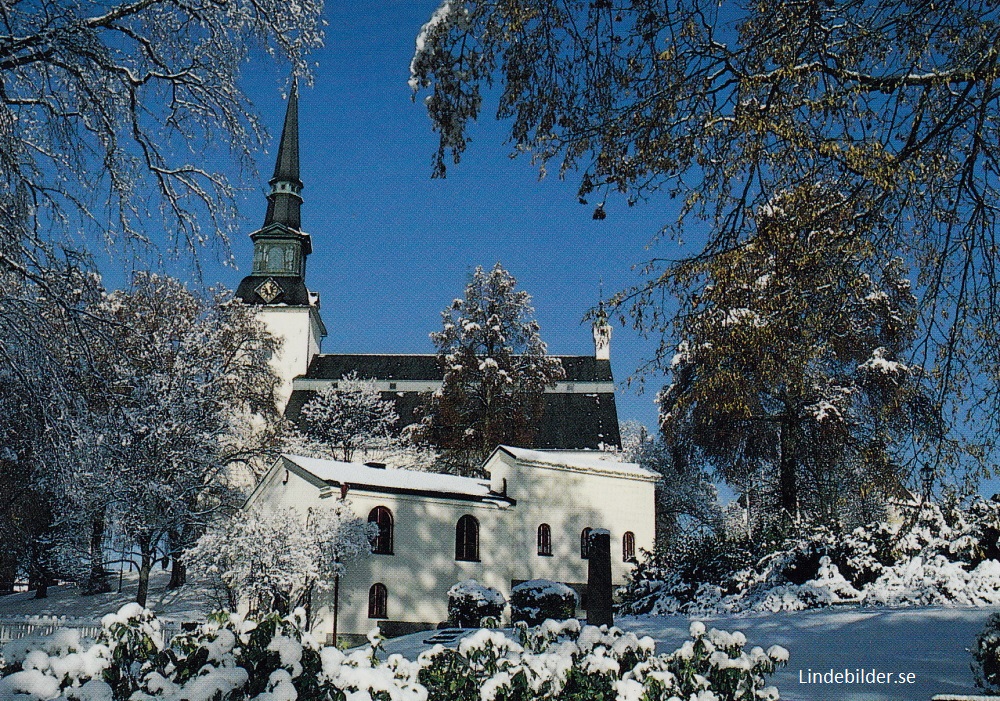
[581,527,593,559]
[368,506,394,555]
[623,531,636,562]
[455,515,480,562]
[368,583,388,619]
[537,524,552,556]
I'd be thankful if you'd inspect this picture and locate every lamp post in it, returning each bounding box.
[920,465,934,500]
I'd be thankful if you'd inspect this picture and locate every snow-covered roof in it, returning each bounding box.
[280,454,503,502]
[494,446,659,481]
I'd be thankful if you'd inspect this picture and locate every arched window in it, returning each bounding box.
[623,531,636,562]
[368,583,388,619]
[455,515,480,562]
[537,524,552,556]
[368,506,394,555]
[581,527,593,559]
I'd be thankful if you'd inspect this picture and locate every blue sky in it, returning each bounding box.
[205,1,692,432]
[93,1,996,497]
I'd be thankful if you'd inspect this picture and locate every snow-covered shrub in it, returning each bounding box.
[0,607,787,701]
[416,618,786,701]
[99,604,165,699]
[621,497,1000,615]
[972,613,1000,694]
[0,603,155,701]
[447,579,506,627]
[510,580,577,626]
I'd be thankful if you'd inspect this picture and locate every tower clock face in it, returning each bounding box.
[256,278,282,303]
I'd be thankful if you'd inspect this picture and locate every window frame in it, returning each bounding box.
[537,523,552,556]
[368,583,388,619]
[622,531,636,563]
[368,506,394,555]
[455,514,481,562]
[581,527,593,559]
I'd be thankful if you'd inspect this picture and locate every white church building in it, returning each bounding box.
[234,84,657,641]
[246,447,656,641]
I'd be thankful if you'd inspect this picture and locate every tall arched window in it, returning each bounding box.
[455,515,480,562]
[537,524,552,556]
[581,527,593,559]
[368,506,394,555]
[623,531,636,562]
[368,583,387,619]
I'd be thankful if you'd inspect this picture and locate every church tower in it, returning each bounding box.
[236,81,326,408]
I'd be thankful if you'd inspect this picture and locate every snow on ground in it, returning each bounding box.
[0,569,212,621]
[618,607,999,701]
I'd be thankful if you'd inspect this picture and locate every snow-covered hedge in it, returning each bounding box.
[0,604,789,701]
[621,497,1000,615]
[510,580,577,627]
[418,619,786,701]
[448,579,506,628]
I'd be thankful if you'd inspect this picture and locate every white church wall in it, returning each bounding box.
[257,306,322,409]
[315,489,508,641]
[486,451,656,584]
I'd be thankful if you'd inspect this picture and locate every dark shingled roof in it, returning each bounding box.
[300,354,614,382]
[305,354,442,381]
[286,353,621,450]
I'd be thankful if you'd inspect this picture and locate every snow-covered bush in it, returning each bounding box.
[972,613,1000,694]
[447,579,506,627]
[416,618,787,701]
[0,603,158,701]
[0,606,789,701]
[510,580,577,626]
[621,497,1000,615]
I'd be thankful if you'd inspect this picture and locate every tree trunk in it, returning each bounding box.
[136,538,154,608]
[34,579,48,599]
[169,557,186,589]
[86,514,110,594]
[167,528,187,589]
[779,414,798,523]
[0,553,17,595]
[332,574,340,646]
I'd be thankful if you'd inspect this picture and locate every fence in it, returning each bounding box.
[0,616,185,645]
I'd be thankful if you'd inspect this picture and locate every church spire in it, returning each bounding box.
[235,80,315,307]
[263,79,303,230]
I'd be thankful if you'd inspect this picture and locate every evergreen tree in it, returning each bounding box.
[418,263,564,474]
[299,372,400,463]
[658,186,941,532]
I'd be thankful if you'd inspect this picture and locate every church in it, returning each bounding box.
[236,85,656,642]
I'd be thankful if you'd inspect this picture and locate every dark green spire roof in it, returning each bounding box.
[263,80,302,230]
